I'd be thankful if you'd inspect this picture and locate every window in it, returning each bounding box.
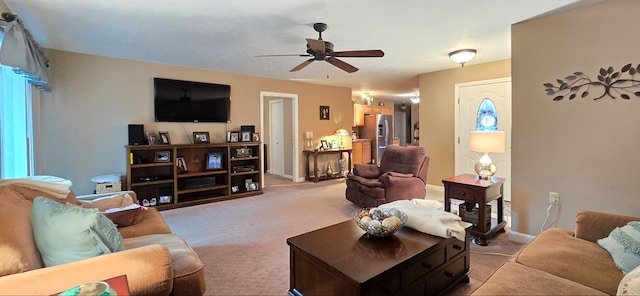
[0,37,35,178]
[475,98,498,131]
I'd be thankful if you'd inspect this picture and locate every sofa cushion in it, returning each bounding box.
[0,187,43,275]
[31,197,125,267]
[516,228,623,295]
[117,207,172,239]
[78,192,134,211]
[471,262,607,295]
[598,221,640,274]
[104,204,146,227]
[124,234,206,295]
[619,264,640,295]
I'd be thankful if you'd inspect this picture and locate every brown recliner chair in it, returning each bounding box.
[346,145,430,208]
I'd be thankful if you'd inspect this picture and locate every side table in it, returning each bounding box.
[442,174,506,246]
[303,149,352,182]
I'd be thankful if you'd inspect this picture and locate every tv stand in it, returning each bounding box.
[126,142,262,210]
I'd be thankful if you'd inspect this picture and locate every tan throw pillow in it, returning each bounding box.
[103,204,146,227]
[0,187,44,275]
[79,193,133,211]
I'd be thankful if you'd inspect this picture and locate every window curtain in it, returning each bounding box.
[0,13,50,92]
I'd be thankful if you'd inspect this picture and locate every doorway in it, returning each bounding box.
[260,91,299,185]
[455,78,512,201]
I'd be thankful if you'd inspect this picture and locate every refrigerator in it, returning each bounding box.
[361,114,393,165]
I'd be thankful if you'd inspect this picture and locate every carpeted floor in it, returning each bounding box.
[160,175,525,295]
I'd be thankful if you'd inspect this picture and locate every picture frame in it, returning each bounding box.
[176,156,188,172]
[331,139,339,150]
[320,139,329,150]
[247,182,259,191]
[193,131,210,144]
[320,106,330,120]
[229,132,239,142]
[146,131,158,145]
[154,151,170,162]
[252,132,260,142]
[231,185,240,193]
[240,131,252,142]
[244,178,253,190]
[158,131,171,144]
[206,152,223,170]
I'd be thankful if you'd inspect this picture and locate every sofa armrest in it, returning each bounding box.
[0,244,173,296]
[574,210,640,242]
[77,191,139,203]
[353,164,382,179]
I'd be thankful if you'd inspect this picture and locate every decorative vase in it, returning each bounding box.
[326,163,333,176]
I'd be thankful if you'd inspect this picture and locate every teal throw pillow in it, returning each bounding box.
[31,197,125,267]
[598,221,640,274]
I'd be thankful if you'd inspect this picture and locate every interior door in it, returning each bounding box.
[269,99,285,176]
[456,78,512,201]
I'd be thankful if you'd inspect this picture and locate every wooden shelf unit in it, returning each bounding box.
[126,142,262,210]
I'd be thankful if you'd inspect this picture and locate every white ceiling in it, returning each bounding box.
[4,0,593,102]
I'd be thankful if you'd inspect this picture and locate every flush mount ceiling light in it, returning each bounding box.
[448,49,477,67]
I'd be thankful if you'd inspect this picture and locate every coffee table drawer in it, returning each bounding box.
[448,239,466,260]
[426,255,467,294]
[365,273,401,296]
[403,247,446,285]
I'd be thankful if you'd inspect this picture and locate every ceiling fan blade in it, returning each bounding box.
[256,54,312,57]
[306,38,325,53]
[290,59,315,72]
[327,57,358,73]
[332,50,385,58]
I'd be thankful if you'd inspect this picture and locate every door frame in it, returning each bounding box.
[454,77,511,200]
[260,91,300,184]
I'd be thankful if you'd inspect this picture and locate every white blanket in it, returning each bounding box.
[0,175,72,199]
[380,199,471,241]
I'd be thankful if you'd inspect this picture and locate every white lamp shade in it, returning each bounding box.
[469,131,505,153]
[304,131,313,139]
[449,49,477,64]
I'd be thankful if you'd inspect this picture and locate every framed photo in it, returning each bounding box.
[176,156,188,172]
[320,106,330,120]
[206,152,223,170]
[331,139,339,150]
[193,131,210,144]
[247,182,259,191]
[240,131,252,142]
[252,132,260,142]
[230,132,239,142]
[231,185,240,193]
[146,131,158,145]
[320,139,329,150]
[244,178,253,190]
[155,151,170,162]
[158,131,171,144]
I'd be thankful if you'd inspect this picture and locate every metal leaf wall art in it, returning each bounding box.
[543,64,640,101]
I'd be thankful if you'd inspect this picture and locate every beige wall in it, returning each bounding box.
[41,50,352,194]
[511,0,640,234]
[419,60,511,186]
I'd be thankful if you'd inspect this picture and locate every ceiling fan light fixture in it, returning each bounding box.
[448,49,477,67]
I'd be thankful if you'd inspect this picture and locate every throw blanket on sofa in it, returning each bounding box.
[380,199,471,241]
[0,176,72,199]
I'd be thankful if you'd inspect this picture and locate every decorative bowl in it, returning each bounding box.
[352,207,408,237]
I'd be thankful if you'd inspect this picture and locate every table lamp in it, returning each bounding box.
[335,128,349,148]
[469,131,505,179]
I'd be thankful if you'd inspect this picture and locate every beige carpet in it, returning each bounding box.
[160,176,525,295]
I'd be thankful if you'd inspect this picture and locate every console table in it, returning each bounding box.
[442,174,506,246]
[287,220,470,295]
[303,149,352,182]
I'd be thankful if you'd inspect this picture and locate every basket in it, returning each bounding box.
[96,181,121,193]
[459,202,491,227]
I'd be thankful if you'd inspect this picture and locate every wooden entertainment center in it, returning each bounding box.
[126,142,262,210]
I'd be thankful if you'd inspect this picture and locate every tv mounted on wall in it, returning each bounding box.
[154,78,231,123]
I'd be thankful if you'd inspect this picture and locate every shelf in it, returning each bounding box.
[130,179,174,187]
[178,184,228,194]
[127,142,262,210]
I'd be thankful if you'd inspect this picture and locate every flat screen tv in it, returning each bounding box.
[154,78,231,123]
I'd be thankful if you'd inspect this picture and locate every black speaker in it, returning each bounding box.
[128,124,146,145]
[241,125,255,133]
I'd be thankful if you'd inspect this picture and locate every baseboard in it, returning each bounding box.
[508,230,535,244]
[426,184,444,193]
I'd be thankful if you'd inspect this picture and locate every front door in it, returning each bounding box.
[456,78,512,201]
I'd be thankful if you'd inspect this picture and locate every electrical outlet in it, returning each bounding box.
[549,192,560,204]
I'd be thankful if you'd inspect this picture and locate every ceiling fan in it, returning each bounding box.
[256,23,384,73]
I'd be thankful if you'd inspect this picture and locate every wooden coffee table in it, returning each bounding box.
[287,220,470,296]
